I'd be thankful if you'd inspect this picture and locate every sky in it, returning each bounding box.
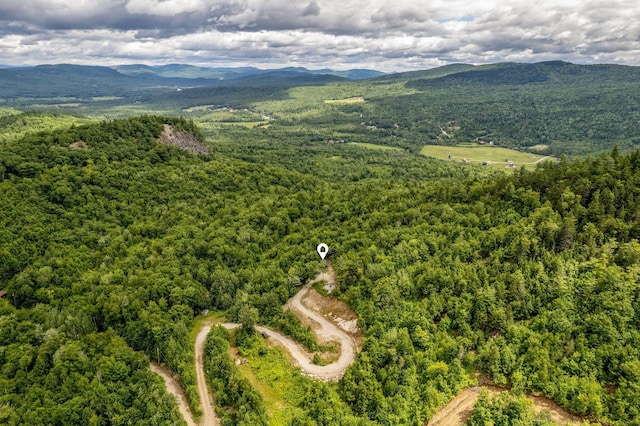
[0,0,638,72]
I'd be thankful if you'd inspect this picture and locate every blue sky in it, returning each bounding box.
[0,0,638,71]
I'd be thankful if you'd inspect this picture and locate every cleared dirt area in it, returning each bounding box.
[301,288,363,350]
[427,384,593,426]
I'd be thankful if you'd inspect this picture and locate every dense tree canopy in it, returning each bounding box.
[2,116,640,424]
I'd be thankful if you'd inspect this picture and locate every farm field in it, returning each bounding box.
[349,142,404,151]
[420,143,557,169]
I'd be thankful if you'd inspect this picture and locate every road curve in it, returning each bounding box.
[154,269,358,425]
[223,272,358,380]
[194,324,220,426]
[281,281,357,380]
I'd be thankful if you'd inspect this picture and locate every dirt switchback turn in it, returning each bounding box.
[427,384,592,426]
[227,267,360,381]
[153,267,359,425]
[281,281,358,380]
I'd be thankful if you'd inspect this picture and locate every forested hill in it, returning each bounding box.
[1,116,640,424]
[361,61,640,155]
[4,61,640,157]
[0,63,377,100]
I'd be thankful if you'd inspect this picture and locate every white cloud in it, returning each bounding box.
[125,0,206,16]
[0,0,640,71]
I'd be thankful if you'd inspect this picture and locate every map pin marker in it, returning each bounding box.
[317,243,328,260]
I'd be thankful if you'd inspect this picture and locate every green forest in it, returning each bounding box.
[2,63,640,425]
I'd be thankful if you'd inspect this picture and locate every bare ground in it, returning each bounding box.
[427,384,595,426]
[159,124,210,155]
[194,324,220,426]
[149,362,196,426]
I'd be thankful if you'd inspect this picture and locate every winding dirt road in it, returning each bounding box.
[221,269,357,380]
[427,381,591,426]
[281,277,357,380]
[194,324,219,426]
[153,268,359,424]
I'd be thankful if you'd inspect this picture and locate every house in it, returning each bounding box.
[0,290,7,298]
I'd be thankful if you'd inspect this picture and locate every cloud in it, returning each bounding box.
[302,1,320,17]
[0,0,639,71]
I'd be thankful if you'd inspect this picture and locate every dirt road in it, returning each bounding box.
[222,284,358,380]
[281,280,357,380]
[150,362,196,426]
[153,268,358,425]
[427,385,590,426]
[194,324,220,426]
[223,268,358,380]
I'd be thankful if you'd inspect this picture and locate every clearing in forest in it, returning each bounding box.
[324,97,365,104]
[420,143,557,170]
[428,376,594,426]
[349,142,404,151]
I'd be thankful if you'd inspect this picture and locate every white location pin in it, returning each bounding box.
[317,243,329,260]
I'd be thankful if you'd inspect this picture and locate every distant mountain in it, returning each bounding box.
[377,63,477,81]
[0,64,149,98]
[405,61,640,88]
[113,64,261,80]
[0,63,374,105]
[113,64,384,81]
[366,61,640,155]
[274,67,384,80]
[0,63,383,103]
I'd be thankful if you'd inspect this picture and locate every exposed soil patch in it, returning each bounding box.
[302,289,363,351]
[427,381,597,426]
[69,141,89,150]
[159,124,210,155]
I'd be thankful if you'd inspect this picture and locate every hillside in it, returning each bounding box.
[2,116,640,424]
[370,61,640,155]
[0,64,380,106]
[111,61,640,158]
[114,64,383,80]
[4,61,640,156]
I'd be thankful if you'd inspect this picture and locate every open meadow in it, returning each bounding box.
[420,143,557,170]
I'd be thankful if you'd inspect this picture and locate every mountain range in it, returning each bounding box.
[0,63,383,99]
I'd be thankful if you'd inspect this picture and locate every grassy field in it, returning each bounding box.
[324,97,365,104]
[420,143,557,170]
[238,342,310,425]
[349,142,405,151]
